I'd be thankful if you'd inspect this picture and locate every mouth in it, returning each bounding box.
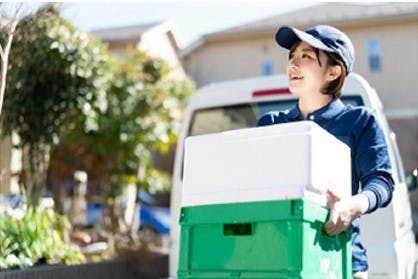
[289,74,303,81]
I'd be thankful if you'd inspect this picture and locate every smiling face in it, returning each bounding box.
[286,41,345,103]
[286,41,328,98]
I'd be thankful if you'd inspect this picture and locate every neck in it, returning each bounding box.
[298,95,333,118]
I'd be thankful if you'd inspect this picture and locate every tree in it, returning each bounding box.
[0,4,112,205]
[0,3,22,116]
[65,50,193,241]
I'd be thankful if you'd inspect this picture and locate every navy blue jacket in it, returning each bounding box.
[257,98,394,272]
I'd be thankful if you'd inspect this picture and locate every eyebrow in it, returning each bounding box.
[299,47,316,53]
[289,47,315,59]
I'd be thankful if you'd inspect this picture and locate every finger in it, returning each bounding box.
[326,189,341,209]
[333,227,344,235]
[333,222,347,235]
[326,219,348,236]
[323,213,338,235]
[324,221,337,236]
[326,197,334,209]
[323,221,332,234]
[326,193,335,209]
[326,188,341,202]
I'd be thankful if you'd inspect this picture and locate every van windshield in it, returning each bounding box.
[188,96,363,136]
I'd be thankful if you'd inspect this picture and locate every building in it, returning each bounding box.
[92,21,185,78]
[180,3,418,174]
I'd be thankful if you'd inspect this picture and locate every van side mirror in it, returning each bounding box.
[406,169,418,191]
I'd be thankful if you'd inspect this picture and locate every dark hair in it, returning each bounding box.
[321,52,346,99]
[289,40,346,99]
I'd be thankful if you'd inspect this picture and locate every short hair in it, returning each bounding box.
[321,52,346,99]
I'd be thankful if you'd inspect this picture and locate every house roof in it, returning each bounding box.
[213,3,418,35]
[180,3,418,57]
[91,21,162,42]
[91,21,182,51]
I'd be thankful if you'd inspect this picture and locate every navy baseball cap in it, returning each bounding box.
[275,25,355,74]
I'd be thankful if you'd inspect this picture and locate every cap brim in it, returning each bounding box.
[275,26,334,52]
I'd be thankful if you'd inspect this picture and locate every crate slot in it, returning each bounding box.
[223,223,253,236]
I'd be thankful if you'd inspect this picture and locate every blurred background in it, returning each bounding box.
[0,1,417,277]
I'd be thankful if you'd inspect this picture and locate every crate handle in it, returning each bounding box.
[223,223,253,236]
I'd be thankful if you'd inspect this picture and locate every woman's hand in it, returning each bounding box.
[323,189,370,236]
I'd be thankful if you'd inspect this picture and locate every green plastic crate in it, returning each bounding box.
[178,199,352,278]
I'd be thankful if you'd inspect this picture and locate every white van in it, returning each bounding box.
[169,73,417,279]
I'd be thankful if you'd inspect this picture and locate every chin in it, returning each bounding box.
[288,86,301,96]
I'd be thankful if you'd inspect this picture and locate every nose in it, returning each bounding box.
[287,57,299,70]
[288,56,300,66]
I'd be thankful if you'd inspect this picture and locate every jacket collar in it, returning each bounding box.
[287,98,345,120]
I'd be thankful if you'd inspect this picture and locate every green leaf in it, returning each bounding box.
[1,3,112,205]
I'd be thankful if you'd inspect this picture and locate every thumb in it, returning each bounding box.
[326,188,341,209]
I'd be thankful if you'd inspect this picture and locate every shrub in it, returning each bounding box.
[0,205,85,270]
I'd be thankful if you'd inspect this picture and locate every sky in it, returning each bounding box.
[9,2,319,48]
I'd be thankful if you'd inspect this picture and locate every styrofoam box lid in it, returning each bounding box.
[182,121,351,207]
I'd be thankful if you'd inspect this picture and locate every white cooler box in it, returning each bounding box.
[182,121,351,207]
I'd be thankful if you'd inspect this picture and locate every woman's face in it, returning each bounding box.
[286,41,329,97]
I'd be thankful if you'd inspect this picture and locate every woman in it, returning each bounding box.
[257,25,394,279]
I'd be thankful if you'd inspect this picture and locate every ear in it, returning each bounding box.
[326,65,342,82]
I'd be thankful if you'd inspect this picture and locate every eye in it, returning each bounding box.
[302,53,313,59]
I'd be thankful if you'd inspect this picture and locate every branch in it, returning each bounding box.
[0,45,4,60]
[0,13,19,117]
[13,3,23,19]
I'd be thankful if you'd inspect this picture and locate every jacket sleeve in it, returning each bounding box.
[361,175,394,213]
[353,108,394,214]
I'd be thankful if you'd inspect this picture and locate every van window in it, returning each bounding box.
[188,100,298,136]
[188,104,258,137]
[188,96,363,137]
